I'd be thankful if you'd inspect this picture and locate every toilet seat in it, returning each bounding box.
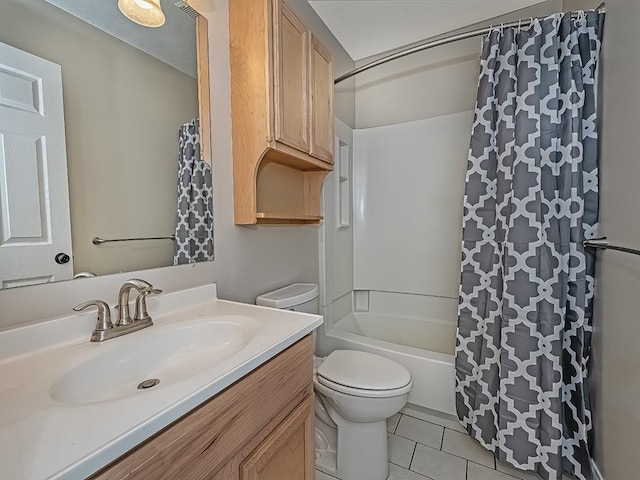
[316,350,413,398]
[315,374,413,398]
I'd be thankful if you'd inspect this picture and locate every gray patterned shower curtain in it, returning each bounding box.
[173,118,214,265]
[456,11,604,480]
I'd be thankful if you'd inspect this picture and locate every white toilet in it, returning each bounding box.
[257,284,414,480]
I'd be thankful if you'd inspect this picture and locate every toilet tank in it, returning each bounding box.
[256,283,319,314]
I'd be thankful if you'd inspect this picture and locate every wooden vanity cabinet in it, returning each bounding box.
[229,0,334,225]
[91,336,315,480]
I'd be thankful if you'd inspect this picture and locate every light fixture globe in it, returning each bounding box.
[118,0,166,28]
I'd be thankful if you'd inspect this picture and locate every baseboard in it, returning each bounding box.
[591,459,604,480]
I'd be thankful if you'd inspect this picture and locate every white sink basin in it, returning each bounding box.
[50,317,253,405]
[0,284,323,480]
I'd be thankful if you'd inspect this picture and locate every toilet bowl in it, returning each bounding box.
[256,284,413,479]
[314,350,413,480]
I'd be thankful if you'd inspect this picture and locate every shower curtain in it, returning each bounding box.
[173,118,214,265]
[456,11,604,480]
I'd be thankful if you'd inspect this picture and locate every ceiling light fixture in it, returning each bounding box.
[118,0,166,28]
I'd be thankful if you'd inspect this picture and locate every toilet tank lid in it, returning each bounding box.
[256,283,318,309]
[317,350,412,391]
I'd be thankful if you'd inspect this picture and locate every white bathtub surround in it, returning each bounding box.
[338,312,456,355]
[318,117,355,353]
[364,290,459,323]
[320,118,355,309]
[327,311,456,415]
[352,112,472,298]
[314,112,472,419]
[0,284,322,480]
[316,290,353,356]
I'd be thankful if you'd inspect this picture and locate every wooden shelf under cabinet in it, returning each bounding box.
[229,0,334,225]
[255,160,328,224]
[256,213,323,224]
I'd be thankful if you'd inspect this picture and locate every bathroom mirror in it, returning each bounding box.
[0,0,212,290]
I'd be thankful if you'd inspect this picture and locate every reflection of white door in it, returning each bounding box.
[0,41,73,288]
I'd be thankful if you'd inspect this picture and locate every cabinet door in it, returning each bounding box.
[241,395,315,480]
[309,35,334,164]
[274,2,309,153]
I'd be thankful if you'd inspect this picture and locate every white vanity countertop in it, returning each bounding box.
[0,284,323,480]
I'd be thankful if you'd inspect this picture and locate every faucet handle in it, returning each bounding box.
[73,300,113,333]
[134,288,162,322]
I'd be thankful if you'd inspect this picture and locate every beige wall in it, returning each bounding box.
[204,0,354,304]
[354,38,479,128]
[354,0,563,128]
[0,0,355,328]
[564,0,601,10]
[594,0,640,478]
[0,0,199,276]
[560,2,605,474]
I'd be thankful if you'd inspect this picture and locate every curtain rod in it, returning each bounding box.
[584,237,640,256]
[334,3,606,85]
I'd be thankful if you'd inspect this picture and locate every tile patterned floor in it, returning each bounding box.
[316,405,544,480]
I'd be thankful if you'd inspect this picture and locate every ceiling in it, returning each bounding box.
[308,0,548,61]
[45,0,197,77]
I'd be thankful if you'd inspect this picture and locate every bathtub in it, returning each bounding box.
[326,312,456,415]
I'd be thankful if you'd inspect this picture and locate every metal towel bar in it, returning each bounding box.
[583,237,640,256]
[92,236,176,245]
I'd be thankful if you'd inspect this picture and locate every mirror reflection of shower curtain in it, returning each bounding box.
[456,11,604,480]
[173,118,214,265]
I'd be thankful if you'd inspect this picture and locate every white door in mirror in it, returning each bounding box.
[0,42,73,288]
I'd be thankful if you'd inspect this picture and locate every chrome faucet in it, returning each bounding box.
[74,279,162,342]
[117,279,153,326]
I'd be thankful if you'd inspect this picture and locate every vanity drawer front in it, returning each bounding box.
[92,335,313,480]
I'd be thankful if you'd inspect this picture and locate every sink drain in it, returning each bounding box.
[137,378,160,390]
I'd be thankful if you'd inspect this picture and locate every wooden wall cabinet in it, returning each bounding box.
[309,36,334,164]
[91,336,315,480]
[229,0,334,225]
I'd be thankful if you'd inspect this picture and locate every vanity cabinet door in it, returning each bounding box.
[240,395,315,480]
[273,1,309,153]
